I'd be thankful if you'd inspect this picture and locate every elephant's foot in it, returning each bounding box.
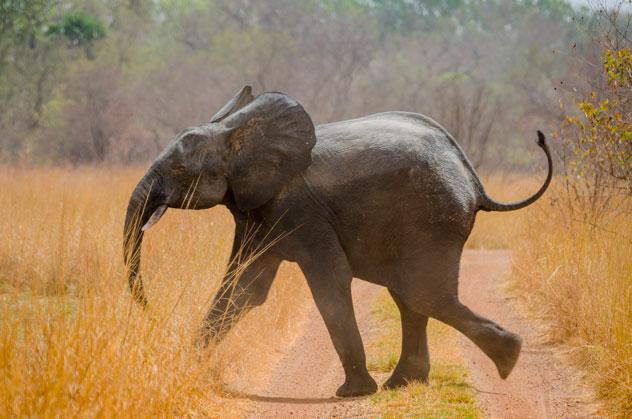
[382,367,429,390]
[336,373,378,397]
[490,331,522,379]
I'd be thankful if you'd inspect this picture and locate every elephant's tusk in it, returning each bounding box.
[142,205,168,231]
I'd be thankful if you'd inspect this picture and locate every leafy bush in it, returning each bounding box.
[562,47,631,223]
[47,12,105,46]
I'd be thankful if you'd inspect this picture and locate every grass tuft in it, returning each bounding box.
[368,292,480,418]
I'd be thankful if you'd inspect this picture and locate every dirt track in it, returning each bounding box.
[226,250,595,418]
[239,280,382,418]
[459,250,596,418]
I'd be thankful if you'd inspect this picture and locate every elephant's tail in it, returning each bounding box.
[477,131,553,212]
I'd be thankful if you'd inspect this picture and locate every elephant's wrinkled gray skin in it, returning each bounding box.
[123,86,552,397]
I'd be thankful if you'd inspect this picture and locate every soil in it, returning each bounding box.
[238,280,383,418]
[458,250,597,418]
[223,250,597,418]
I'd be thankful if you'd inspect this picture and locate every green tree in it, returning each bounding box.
[0,0,53,65]
[47,11,106,59]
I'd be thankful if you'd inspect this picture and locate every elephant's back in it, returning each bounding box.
[310,111,479,215]
[314,112,476,182]
[315,111,467,152]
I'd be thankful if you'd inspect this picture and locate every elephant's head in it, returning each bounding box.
[123,86,316,306]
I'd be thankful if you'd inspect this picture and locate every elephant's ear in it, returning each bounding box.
[220,92,316,211]
[209,85,255,123]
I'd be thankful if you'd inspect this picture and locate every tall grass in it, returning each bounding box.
[0,166,308,417]
[2,165,629,416]
[512,185,632,417]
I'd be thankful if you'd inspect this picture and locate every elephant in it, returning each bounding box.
[123,85,552,397]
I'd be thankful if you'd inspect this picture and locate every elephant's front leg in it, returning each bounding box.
[197,252,281,348]
[298,240,377,397]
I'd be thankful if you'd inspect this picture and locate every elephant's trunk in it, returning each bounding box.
[123,170,164,307]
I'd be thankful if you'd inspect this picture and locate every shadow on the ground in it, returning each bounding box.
[221,389,368,404]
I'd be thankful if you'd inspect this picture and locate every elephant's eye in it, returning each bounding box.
[172,161,187,172]
[181,133,204,146]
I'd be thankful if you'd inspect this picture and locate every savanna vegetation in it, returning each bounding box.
[2,0,587,167]
[513,12,632,415]
[0,0,630,417]
[0,166,312,416]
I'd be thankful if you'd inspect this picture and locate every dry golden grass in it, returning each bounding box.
[2,166,630,417]
[0,166,309,417]
[511,185,632,417]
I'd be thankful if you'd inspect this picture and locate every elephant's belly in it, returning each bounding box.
[340,221,438,286]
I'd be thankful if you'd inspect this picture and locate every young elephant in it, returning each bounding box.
[123,86,552,397]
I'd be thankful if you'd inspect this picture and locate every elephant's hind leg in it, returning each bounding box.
[428,297,522,379]
[399,244,522,380]
[383,289,430,389]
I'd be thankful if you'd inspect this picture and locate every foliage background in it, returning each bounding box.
[0,0,595,168]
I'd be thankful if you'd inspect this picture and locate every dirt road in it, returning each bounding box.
[459,250,596,418]
[226,250,595,418]
[239,280,383,418]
